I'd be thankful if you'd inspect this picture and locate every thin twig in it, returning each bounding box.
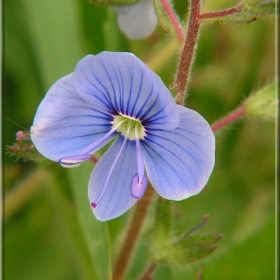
[211,106,245,132]
[160,0,185,44]
[199,5,242,20]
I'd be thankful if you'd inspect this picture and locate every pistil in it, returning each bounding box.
[130,128,148,199]
[112,114,146,140]
[135,129,145,183]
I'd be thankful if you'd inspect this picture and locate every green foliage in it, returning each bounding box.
[201,0,277,24]
[240,0,277,20]
[243,0,277,15]
[68,163,112,280]
[152,233,220,265]
[244,81,277,120]
[153,210,219,266]
[155,198,171,244]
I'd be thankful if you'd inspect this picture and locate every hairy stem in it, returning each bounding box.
[199,5,242,20]
[211,106,245,132]
[160,0,185,44]
[174,0,201,105]
[113,184,154,280]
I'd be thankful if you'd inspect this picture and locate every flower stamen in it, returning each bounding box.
[59,119,126,167]
[80,119,126,155]
[112,114,146,141]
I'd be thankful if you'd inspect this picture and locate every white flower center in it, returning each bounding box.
[111,114,146,140]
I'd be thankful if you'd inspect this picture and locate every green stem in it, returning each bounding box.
[113,184,154,280]
[174,0,201,105]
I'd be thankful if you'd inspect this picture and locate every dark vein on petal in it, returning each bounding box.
[146,132,205,167]
[142,141,189,188]
[130,69,144,117]
[135,82,154,120]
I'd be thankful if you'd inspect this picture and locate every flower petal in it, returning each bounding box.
[31,74,115,161]
[73,52,180,130]
[116,0,158,40]
[88,136,138,221]
[142,105,215,200]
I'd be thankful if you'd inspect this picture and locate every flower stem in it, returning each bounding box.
[199,5,242,20]
[160,0,185,44]
[211,106,245,132]
[137,263,157,280]
[113,184,154,280]
[174,0,201,105]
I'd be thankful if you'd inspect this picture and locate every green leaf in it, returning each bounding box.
[89,0,140,7]
[153,0,182,43]
[152,233,220,265]
[155,198,171,245]
[49,166,101,280]
[56,152,111,276]
[244,81,277,121]
[241,0,277,18]
[243,0,277,15]
[68,162,112,280]
[22,0,86,88]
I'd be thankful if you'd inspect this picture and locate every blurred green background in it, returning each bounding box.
[4,0,276,279]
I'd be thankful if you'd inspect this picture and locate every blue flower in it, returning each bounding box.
[115,0,158,40]
[31,52,215,221]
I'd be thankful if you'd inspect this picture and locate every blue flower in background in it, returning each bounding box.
[31,52,215,221]
[115,0,158,40]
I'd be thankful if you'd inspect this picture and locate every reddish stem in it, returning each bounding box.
[113,185,154,280]
[199,5,242,20]
[211,106,245,132]
[174,0,201,105]
[138,264,157,280]
[160,0,185,43]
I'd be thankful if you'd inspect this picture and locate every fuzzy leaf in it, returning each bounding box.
[201,1,276,24]
[155,198,171,245]
[244,81,277,121]
[241,0,277,17]
[152,233,221,265]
